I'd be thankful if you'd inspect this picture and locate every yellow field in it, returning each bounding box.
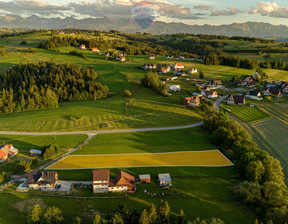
[47,150,233,170]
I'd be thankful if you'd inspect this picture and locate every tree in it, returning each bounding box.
[42,206,64,224]
[148,204,158,224]
[110,213,124,224]
[177,210,186,224]
[27,204,42,224]
[199,70,204,79]
[93,215,102,224]
[73,217,81,224]
[139,209,150,224]
[158,200,171,223]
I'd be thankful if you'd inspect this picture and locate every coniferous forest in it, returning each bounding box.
[0,62,109,113]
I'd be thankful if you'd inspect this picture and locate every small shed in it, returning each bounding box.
[30,149,42,157]
[158,173,172,187]
[139,174,151,183]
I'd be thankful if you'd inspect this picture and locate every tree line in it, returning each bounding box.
[201,105,288,224]
[0,62,109,113]
[141,72,168,96]
[27,200,225,224]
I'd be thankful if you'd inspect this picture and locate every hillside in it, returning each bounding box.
[1,15,288,40]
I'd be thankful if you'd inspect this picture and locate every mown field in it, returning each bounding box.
[230,102,288,180]
[221,104,271,123]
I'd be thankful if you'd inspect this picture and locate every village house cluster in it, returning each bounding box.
[0,145,18,163]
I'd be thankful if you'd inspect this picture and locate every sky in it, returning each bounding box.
[0,0,288,26]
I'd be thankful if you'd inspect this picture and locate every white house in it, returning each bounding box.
[202,90,218,99]
[246,90,263,101]
[79,44,86,49]
[174,63,184,70]
[27,171,58,191]
[188,67,198,74]
[158,173,172,187]
[169,85,181,92]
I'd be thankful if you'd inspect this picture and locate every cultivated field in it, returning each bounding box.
[47,150,233,169]
[222,104,271,123]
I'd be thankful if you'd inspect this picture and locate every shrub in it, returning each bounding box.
[124,90,132,97]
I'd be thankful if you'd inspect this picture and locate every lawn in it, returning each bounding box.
[73,127,213,155]
[222,104,271,123]
[47,150,232,169]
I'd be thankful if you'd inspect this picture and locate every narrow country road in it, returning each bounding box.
[0,122,204,136]
[215,95,227,111]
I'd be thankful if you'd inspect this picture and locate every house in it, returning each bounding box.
[27,171,58,191]
[158,67,168,74]
[30,149,42,157]
[173,63,184,70]
[202,91,218,99]
[188,67,198,74]
[139,174,151,183]
[92,170,135,193]
[79,44,86,49]
[246,90,263,101]
[92,48,100,52]
[117,56,126,62]
[92,170,110,193]
[184,96,201,107]
[196,57,204,62]
[283,85,288,94]
[158,173,172,187]
[207,80,222,89]
[0,145,9,163]
[227,95,246,105]
[166,55,173,59]
[174,70,186,77]
[266,82,277,88]
[105,52,110,57]
[0,145,18,163]
[149,55,156,60]
[264,87,282,97]
[144,63,157,71]
[169,85,181,92]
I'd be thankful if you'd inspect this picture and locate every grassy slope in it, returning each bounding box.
[221,104,271,123]
[74,127,213,155]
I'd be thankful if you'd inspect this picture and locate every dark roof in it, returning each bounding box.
[248,90,260,96]
[229,95,245,104]
[27,171,58,185]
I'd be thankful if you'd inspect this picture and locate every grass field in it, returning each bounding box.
[47,150,232,169]
[222,104,271,123]
[74,127,213,155]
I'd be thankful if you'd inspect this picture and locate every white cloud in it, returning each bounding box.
[193,4,214,11]
[249,1,288,18]
[211,6,241,16]
[0,0,70,16]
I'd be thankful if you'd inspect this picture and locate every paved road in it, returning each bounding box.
[0,122,204,136]
[214,95,227,111]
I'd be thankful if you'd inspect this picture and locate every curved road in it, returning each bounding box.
[0,122,204,136]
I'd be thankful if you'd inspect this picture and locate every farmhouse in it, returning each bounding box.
[158,173,172,187]
[139,174,151,183]
[184,96,201,107]
[169,85,181,92]
[188,67,198,74]
[227,95,246,105]
[144,63,157,71]
[173,63,184,70]
[79,44,86,49]
[202,91,218,99]
[30,149,42,157]
[283,85,288,94]
[149,55,156,60]
[0,145,18,163]
[27,171,58,191]
[264,87,282,97]
[91,48,100,52]
[207,80,222,89]
[92,170,135,193]
[246,90,263,101]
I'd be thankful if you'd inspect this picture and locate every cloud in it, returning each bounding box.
[193,4,214,11]
[0,0,70,16]
[70,0,202,20]
[249,1,288,18]
[211,6,241,16]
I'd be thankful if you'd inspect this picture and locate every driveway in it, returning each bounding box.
[55,180,92,192]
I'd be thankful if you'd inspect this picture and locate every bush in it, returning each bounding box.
[20,40,27,45]
[13,160,32,175]
[141,72,168,96]
[124,90,132,97]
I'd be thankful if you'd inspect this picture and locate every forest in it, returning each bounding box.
[0,62,109,113]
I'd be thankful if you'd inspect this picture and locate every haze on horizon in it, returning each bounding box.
[0,0,288,26]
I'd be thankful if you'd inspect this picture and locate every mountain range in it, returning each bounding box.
[1,15,288,41]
